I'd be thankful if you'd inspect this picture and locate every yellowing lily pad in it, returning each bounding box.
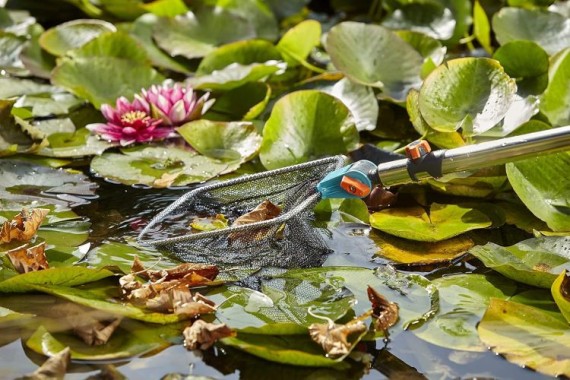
[478,299,570,378]
[551,270,570,324]
[370,203,492,242]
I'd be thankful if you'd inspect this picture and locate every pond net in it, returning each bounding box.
[137,156,346,269]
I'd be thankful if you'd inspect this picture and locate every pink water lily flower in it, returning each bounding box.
[142,80,215,126]
[87,96,174,146]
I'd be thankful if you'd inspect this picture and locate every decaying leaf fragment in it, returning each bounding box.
[183,319,235,350]
[190,214,229,231]
[0,208,49,244]
[131,256,219,283]
[232,200,281,226]
[24,346,70,380]
[6,241,49,273]
[308,319,367,358]
[367,285,399,336]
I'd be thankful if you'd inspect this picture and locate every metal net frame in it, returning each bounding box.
[137,156,346,268]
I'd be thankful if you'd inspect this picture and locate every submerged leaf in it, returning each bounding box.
[183,319,235,350]
[0,208,48,243]
[6,241,49,274]
[25,346,70,380]
[308,319,367,359]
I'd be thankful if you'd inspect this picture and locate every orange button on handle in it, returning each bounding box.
[340,176,371,197]
[405,140,431,160]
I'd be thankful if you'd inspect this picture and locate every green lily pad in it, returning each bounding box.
[259,90,359,170]
[370,203,492,242]
[39,19,116,56]
[473,0,492,54]
[206,82,270,121]
[414,274,516,352]
[211,0,278,41]
[42,128,115,158]
[510,289,564,322]
[208,271,355,334]
[0,305,34,326]
[551,270,570,324]
[51,31,164,109]
[338,198,369,224]
[0,159,98,207]
[492,7,570,56]
[478,299,570,378]
[326,22,423,101]
[152,7,255,60]
[427,166,509,198]
[0,77,57,100]
[188,61,285,91]
[177,120,261,162]
[493,41,549,96]
[26,323,171,361]
[141,0,188,17]
[90,145,239,187]
[0,100,39,156]
[276,19,321,67]
[540,48,570,127]
[13,93,84,118]
[326,77,379,132]
[0,31,29,76]
[0,267,114,293]
[396,30,447,78]
[382,2,456,41]
[506,124,570,231]
[222,334,348,369]
[418,57,517,136]
[468,236,570,288]
[197,39,281,75]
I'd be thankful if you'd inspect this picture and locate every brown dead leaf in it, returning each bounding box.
[233,200,281,226]
[7,241,49,273]
[308,320,367,358]
[367,285,399,336]
[131,256,219,283]
[0,208,49,244]
[25,346,70,380]
[183,319,235,350]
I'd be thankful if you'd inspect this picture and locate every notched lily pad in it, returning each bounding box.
[39,19,117,56]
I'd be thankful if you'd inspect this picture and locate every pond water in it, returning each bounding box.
[0,179,550,380]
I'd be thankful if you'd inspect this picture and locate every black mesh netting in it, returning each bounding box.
[137,156,346,269]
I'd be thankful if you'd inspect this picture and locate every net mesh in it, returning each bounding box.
[137,156,346,268]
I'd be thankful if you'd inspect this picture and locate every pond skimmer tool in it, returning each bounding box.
[138,126,570,268]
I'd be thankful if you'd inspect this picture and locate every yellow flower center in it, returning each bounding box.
[121,111,149,124]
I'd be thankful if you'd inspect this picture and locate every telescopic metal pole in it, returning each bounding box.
[377,126,570,187]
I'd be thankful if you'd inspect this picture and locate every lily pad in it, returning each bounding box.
[51,31,164,108]
[370,203,492,242]
[551,270,570,324]
[0,77,58,99]
[0,100,40,156]
[478,299,570,378]
[197,39,282,75]
[259,90,359,170]
[0,305,34,326]
[187,61,285,91]
[152,8,255,60]
[382,2,456,41]
[396,30,447,78]
[326,77,379,132]
[276,19,321,67]
[0,31,29,76]
[0,267,114,293]
[468,236,570,288]
[492,7,570,56]
[414,274,516,352]
[372,231,474,264]
[42,128,115,158]
[0,159,98,207]
[26,323,170,360]
[493,41,549,96]
[177,120,261,162]
[418,57,517,136]
[39,19,116,56]
[427,166,509,198]
[540,48,570,127]
[206,82,270,121]
[90,145,239,187]
[326,22,423,101]
[13,93,84,118]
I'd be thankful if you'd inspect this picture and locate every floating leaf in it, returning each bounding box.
[326,22,423,101]
[478,299,570,378]
[276,19,321,67]
[197,39,281,75]
[492,7,570,56]
[370,203,492,242]
[473,0,492,54]
[90,145,239,187]
[327,77,379,132]
[52,32,164,108]
[206,82,270,121]
[418,57,517,135]
[259,90,359,170]
[0,77,58,99]
[0,32,29,76]
[42,128,115,158]
[39,19,116,56]
[427,166,509,198]
[0,267,114,293]
[188,61,285,91]
[414,274,516,352]
[308,319,367,359]
[396,30,447,78]
[382,2,456,40]
[493,41,549,96]
[0,208,48,244]
[540,48,570,126]
[469,236,570,288]
[372,231,474,264]
[551,270,570,324]
[177,120,261,162]
[6,241,49,274]
[367,286,399,335]
[0,100,40,156]
[183,320,235,350]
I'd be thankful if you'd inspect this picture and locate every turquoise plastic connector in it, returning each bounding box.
[316,160,377,199]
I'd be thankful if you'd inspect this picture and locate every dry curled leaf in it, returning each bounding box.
[183,319,235,350]
[131,256,219,282]
[233,200,281,226]
[367,285,399,336]
[309,319,367,358]
[6,241,49,274]
[24,346,70,380]
[1,208,49,244]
